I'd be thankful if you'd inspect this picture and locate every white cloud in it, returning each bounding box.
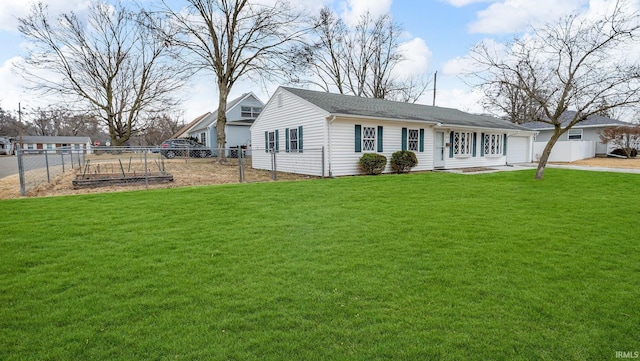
[442,0,494,7]
[395,38,433,78]
[468,0,587,34]
[0,0,91,33]
[339,0,393,25]
[435,87,485,114]
[0,57,25,110]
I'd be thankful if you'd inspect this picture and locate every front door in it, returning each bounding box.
[434,131,445,168]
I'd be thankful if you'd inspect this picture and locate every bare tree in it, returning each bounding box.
[599,125,640,158]
[0,106,23,137]
[470,0,640,179]
[300,7,430,102]
[136,112,184,146]
[16,1,188,146]
[481,74,546,124]
[163,0,307,162]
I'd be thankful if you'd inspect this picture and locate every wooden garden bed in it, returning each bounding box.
[72,172,174,189]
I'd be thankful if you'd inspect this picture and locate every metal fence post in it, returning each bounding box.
[321,146,325,178]
[144,149,149,189]
[45,150,51,183]
[271,149,277,181]
[17,146,26,197]
[61,152,65,173]
[238,148,244,183]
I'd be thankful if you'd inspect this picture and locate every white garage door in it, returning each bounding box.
[507,136,529,164]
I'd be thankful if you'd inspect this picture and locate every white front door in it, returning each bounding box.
[434,131,445,168]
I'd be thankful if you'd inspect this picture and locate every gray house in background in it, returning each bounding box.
[522,111,628,159]
[173,92,264,150]
[0,136,13,155]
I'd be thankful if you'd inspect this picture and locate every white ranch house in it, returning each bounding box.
[250,87,536,177]
[174,92,264,152]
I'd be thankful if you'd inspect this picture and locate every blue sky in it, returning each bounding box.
[0,0,609,122]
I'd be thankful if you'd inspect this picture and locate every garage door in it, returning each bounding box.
[507,136,529,164]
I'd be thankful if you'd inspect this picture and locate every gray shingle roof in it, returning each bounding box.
[521,111,629,130]
[20,136,91,143]
[282,87,532,132]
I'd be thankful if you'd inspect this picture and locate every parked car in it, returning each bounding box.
[160,139,212,159]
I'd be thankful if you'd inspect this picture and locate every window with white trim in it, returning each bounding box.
[200,132,206,146]
[268,131,275,150]
[483,133,503,156]
[289,128,298,151]
[241,106,262,118]
[568,129,583,140]
[453,131,473,156]
[362,126,376,152]
[408,129,419,151]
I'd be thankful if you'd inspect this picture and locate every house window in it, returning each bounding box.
[268,131,275,150]
[200,132,206,146]
[241,106,262,118]
[362,126,377,152]
[289,128,298,151]
[483,133,503,156]
[568,129,583,140]
[408,129,419,151]
[453,131,473,156]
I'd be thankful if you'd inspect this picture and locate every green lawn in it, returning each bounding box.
[1,169,638,360]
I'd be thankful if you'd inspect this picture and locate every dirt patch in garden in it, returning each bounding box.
[552,157,640,169]
[0,159,316,199]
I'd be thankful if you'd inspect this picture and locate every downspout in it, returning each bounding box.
[328,115,336,177]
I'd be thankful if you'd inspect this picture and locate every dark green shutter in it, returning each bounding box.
[401,127,407,151]
[298,126,303,152]
[449,132,454,158]
[264,131,268,153]
[377,126,383,152]
[285,128,290,152]
[355,125,362,153]
[419,129,424,152]
[275,129,279,152]
[480,133,485,156]
[503,134,507,156]
[472,132,477,157]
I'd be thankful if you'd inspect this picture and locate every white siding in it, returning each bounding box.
[329,118,434,176]
[250,89,329,176]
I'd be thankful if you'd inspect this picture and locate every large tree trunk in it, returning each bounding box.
[535,128,563,180]
[216,84,229,163]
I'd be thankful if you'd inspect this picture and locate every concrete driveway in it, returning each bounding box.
[0,156,18,179]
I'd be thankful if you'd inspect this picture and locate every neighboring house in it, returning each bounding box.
[173,93,264,151]
[522,111,629,162]
[14,136,93,153]
[250,87,536,177]
[0,136,13,155]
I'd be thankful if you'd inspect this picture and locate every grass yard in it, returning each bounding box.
[1,169,639,360]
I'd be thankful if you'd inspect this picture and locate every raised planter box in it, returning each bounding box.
[73,172,173,189]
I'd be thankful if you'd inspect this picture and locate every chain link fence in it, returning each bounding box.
[13,145,326,196]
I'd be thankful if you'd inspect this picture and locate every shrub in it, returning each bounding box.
[358,153,387,175]
[611,148,637,158]
[391,150,418,173]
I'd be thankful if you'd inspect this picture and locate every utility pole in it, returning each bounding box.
[432,71,437,106]
[18,102,23,149]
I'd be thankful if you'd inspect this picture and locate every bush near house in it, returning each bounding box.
[358,153,387,174]
[390,150,418,173]
[611,148,638,158]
